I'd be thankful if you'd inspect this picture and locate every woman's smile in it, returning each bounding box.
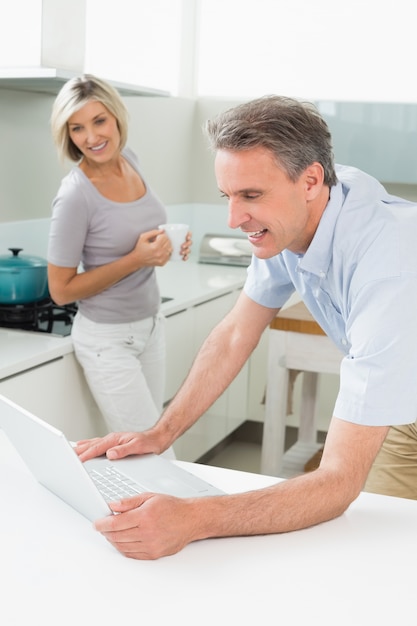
[68,101,121,165]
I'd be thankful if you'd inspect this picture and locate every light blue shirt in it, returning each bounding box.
[245,165,417,426]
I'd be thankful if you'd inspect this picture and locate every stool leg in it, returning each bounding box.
[261,330,288,476]
[298,372,319,443]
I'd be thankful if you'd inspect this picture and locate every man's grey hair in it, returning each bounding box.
[204,95,337,187]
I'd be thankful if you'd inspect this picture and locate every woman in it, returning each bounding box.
[48,74,191,455]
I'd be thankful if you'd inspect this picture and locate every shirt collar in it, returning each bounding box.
[297,180,344,277]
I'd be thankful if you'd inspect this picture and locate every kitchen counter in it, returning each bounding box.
[0,329,73,380]
[0,261,247,381]
[156,260,248,314]
[1,427,416,626]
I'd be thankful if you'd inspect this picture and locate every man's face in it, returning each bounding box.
[215,146,322,258]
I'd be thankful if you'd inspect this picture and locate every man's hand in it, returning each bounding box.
[75,429,165,462]
[94,493,198,560]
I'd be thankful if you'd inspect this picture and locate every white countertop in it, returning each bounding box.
[0,261,247,380]
[156,259,247,314]
[1,428,416,626]
[0,328,74,379]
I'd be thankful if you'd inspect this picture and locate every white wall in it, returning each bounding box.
[2,87,417,227]
[0,89,63,223]
[126,95,195,204]
[191,97,417,201]
[190,98,244,203]
[0,89,196,224]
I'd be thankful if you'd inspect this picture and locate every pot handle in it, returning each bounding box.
[8,248,23,257]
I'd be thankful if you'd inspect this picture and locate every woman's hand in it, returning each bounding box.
[132,229,173,267]
[131,228,192,266]
[48,227,177,305]
[180,231,192,261]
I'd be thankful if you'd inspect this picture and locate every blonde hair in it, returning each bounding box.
[50,74,129,162]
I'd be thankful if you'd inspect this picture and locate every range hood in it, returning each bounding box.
[0,67,170,98]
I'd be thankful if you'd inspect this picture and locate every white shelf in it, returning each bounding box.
[0,67,170,97]
[281,440,324,479]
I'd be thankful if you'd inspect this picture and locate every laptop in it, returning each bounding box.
[0,394,224,522]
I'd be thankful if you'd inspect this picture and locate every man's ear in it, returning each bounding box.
[303,162,325,200]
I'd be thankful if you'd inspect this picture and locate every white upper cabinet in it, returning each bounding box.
[1,0,416,103]
[0,0,43,67]
[84,0,184,96]
[0,0,187,96]
[197,0,417,103]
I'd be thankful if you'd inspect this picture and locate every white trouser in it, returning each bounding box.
[72,311,175,459]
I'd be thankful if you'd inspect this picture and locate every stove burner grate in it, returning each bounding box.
[0,299,77,335]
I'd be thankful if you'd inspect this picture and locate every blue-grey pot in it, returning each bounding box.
[0,248,49,305]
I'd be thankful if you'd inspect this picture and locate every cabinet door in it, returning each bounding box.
[194,289,248,429]
[246,326,269,423]
[173,289,248,461]
[0,353,105,441]
[193,292,235,417]
[164,308,194,403]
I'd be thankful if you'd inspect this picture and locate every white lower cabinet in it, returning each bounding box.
[246,326,269,423]
[169,289,250,462]
[0,352,106,441]
[163,307,194,403]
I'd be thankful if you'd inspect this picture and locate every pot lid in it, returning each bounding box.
[0,248,47,269]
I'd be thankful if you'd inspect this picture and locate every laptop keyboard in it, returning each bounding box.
[87,465,144,502]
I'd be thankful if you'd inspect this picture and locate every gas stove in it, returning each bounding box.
[0,299,77,337]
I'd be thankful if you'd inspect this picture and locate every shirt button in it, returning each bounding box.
[341,338,347,345]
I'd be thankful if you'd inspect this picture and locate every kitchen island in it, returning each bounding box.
[1,427,415,626]
[0,261,253,458]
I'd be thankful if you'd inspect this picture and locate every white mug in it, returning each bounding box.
[158,223,189,262]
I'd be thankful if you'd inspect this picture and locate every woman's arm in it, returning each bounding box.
[48,228,173,305]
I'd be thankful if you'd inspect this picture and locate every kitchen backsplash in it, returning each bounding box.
[3,187,417,261]
[0,203,235,260]
[0,218,52,258]
[3,89,417,227]
[317,101,417,185]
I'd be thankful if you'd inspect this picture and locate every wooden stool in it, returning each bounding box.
[261,302,343,477]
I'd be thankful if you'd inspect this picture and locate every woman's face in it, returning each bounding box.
[67,100,121,164]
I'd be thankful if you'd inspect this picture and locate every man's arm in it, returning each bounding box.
[76,292,279,461]
[153,291,279,445]
[94,417,389,560]
[193,417,389,536]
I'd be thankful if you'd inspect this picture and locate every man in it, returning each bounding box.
[77,95,417,560]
